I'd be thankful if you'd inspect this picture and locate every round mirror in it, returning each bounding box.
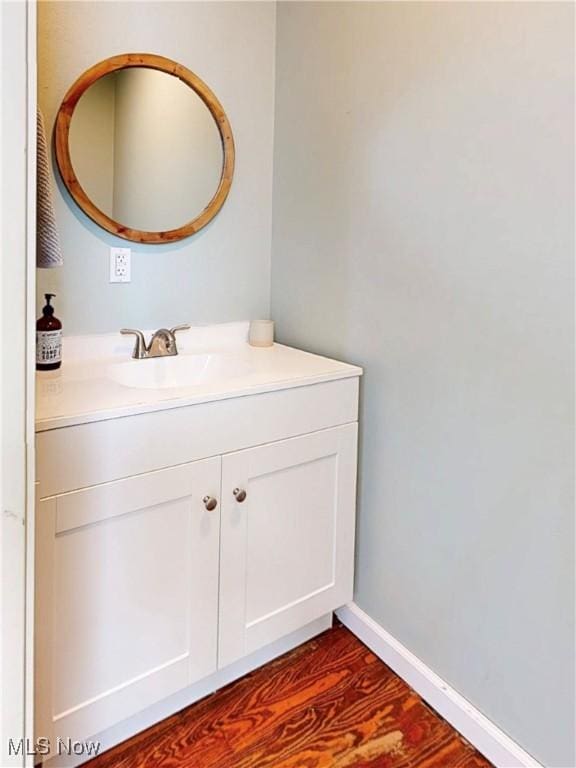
[54,54,235,244]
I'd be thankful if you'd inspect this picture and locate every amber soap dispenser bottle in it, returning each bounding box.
[36,293,62,371]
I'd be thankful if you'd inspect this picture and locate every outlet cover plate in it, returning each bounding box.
[110,247,131,283]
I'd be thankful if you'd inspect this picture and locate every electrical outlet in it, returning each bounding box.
[109,247,131,283]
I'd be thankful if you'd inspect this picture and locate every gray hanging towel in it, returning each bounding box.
[37,108,63,268]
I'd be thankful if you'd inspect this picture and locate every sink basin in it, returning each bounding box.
[108,353,253,390]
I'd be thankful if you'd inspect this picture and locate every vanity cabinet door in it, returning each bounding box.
[218,423,358,668]
[35,458,221,747]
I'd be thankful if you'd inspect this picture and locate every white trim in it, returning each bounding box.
[336,603,542,768]
[25,3,37,767]
[1,2,33,765]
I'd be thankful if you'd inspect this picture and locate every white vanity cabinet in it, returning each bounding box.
[219,424,357,667]
[35,363,361,758]
[35,458,222,744]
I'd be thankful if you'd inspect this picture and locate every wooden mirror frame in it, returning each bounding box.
[54,53,235,244]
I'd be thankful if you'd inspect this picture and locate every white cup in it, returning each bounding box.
[249,319,274,347]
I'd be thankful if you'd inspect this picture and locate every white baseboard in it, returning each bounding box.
[336,603,542,768]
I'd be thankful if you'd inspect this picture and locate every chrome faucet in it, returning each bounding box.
[120,324,190,359]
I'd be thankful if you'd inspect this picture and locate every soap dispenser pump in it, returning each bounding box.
[36,293,62,371]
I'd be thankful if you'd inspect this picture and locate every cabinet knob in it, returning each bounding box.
[202,496,218,511]
[233,488,247,503]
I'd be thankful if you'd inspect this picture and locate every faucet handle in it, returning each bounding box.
[170,324,191,335]
[120,328,146,359]
[168,324,190,355]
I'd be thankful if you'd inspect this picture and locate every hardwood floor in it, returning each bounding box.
[86,625,493,768]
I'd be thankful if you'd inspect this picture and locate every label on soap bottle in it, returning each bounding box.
[36,330,62,365]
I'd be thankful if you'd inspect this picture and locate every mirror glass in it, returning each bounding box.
[68,67,224,232]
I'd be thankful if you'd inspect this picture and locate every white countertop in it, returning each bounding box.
[36,322,362,432]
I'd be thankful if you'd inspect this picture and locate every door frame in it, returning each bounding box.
[0,0,36,764]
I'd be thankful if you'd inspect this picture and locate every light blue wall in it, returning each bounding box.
[38,1,276,334]
[271,3,575,766]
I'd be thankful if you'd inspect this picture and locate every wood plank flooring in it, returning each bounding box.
[86,625,493,768]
